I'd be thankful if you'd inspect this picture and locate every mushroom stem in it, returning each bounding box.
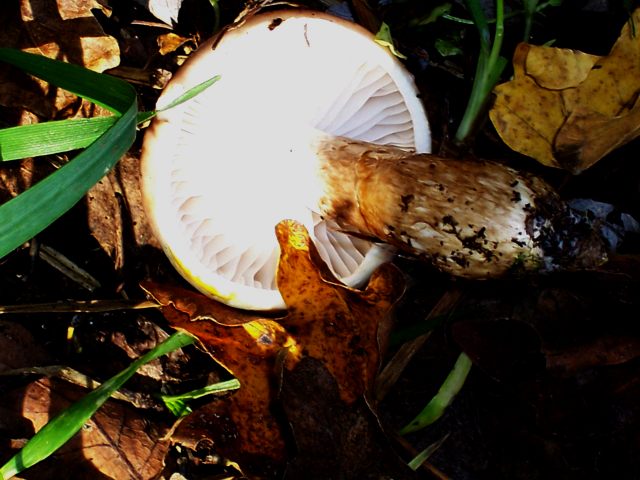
[309,133,607,277]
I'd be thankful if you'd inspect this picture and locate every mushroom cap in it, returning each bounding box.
[141,9,431,310]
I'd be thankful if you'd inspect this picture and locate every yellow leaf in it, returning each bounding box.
[490,44,566,168]
[490,8,640,173]
[525,46,599,90]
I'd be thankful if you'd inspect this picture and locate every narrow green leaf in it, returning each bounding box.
[400,353,472,434]
[407,433,449,470]
[455,0,506,144]
[0,331,196,479]
[0,49,131,114]
[0,117,117,161]
[0,102,136,259]
[161,378,241,417]
[137,75,220,125]
[0,49,138,260]
[465,0,491,53]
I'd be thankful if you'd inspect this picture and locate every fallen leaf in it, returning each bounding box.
[144,220,405,475]
[0,321,51,371]
[87,175,125,270]
[157,32,194,55]
[275,220,406,403]
[87,153,162,270]
[143,280,293,475]
[490,8,640,173]
[20,0,119,72]
[544,335,640,375]
[524,46,599,90]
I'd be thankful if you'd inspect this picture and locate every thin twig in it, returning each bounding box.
[0,298,159,314]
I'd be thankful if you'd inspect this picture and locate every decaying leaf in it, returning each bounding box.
[143,280,293,474]
[144,220,405,475]
[3,377,169,479]
[87,153,162,270]
[490,8,640,173]
[275,220,405,403]
[157,32,194,55]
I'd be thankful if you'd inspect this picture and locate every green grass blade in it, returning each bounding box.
[0,100,136,259]
[136,75,220,125]
[160,378,241,417]
[0,117,117,161]
[400,353,472,434]
[455,0,507,144]
[0,331,196,480]
[0,75,220,160]
[0,49,138,260]
[407,433,449,470]
[0,49,131,114]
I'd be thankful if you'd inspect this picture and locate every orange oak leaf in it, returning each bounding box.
[143,220,405,475]
[275,219,406,403]
[141,280,293,474]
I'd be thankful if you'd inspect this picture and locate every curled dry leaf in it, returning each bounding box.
[490,8,640,173]
[144,220,405,475]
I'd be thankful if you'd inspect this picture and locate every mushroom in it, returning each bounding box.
[142,10,431,310]
[142,9,606,311]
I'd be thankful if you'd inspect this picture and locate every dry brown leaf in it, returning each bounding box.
[143,280,292,473]
[544,335,640,375]
[490,8,640,173]
[20,0,119,72]
[87,174,125,269]
[525,46,599,90]
[157,32,194,55]
[144,220,405,475]
[279,357,419,480]
[275,220,405,403]
[87,152,163,269]
[116,154,162,250]
[0,321,51,371]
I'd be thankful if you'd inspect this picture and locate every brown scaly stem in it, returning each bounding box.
[310,133,607,278]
